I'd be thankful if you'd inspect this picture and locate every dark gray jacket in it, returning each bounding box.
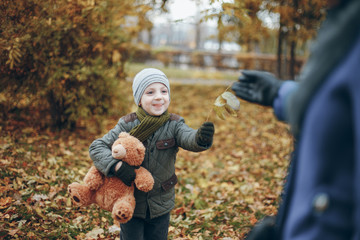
[89,112,211,219]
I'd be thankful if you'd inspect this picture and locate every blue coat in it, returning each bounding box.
[273,19,360,240]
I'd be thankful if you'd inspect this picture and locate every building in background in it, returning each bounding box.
[138,0,241,53]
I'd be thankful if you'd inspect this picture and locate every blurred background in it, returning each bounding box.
[0,0,326,130]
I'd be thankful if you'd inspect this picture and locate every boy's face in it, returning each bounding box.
[140,82,170,116]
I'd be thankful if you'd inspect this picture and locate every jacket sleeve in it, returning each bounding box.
[174,118,212,152]
[273,81,299,122]
[89,119,129,176]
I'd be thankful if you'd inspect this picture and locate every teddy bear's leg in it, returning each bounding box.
[134,167,154,192]
[68,182,94,206]
[112,195,136,224]
[84,166,104,191]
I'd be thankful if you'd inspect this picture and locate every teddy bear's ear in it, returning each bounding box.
[118,132,130,138]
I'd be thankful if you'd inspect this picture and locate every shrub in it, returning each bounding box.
[0,0,150,129]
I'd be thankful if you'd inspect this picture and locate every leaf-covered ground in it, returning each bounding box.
[0,82,293,239]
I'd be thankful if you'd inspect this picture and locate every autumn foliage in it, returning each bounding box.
[0,0,152,129]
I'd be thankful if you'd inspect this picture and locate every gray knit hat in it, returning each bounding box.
[132,68,170,106]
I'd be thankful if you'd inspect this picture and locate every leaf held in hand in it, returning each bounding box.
[213,91,240,120]
[221,91,240,110]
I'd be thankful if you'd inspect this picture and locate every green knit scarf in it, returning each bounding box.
[129,107,170,142]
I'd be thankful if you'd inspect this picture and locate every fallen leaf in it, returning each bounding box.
[0,197,12,209]
[8,229,19,236]
[85,228,104,239]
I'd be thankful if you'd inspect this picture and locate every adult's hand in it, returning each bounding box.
[231,70,283,106]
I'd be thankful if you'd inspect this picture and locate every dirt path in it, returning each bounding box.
[170,78,236,86]
[127,77,236,86]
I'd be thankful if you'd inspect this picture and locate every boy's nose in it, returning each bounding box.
[154,92,162,99]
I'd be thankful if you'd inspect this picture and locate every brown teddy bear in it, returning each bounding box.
[68,132,154,224]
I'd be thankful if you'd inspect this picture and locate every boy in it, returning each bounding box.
[89,68,214,240]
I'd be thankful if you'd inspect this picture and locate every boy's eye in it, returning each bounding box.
[162,90,168,94]
[146,91,153,94]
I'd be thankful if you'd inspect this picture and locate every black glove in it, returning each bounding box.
[112,161,139,187]
[231,70,283,106]
[196,122,214,146]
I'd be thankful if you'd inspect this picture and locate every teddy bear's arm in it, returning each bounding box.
[134,167,154,192]
[84,166,105,190]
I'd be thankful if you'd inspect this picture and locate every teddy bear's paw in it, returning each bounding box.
[113,207,133,223]
[68,188,83,205]
[135,183,152,192]
[67,183,92,206]
[72,195,81,204]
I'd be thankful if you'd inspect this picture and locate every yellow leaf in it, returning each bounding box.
[34,207,47,219]
[214,95,226,107]
[213,91,240,120]
[66,197,72,207]
[112,50,121,63]
[213,105,226,120]
[221,91,240,110]
[225,105,237,117]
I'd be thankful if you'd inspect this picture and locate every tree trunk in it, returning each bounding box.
[195,21,201,50]
[47,90,75,130]
[290,39,296,79]
[217,15,223,53]
[290,0,299,80]
[148,27,153,45]
[277,23,284,79]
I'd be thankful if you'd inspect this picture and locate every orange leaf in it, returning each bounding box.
[0,197,12,209]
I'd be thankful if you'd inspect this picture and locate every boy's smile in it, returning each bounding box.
[140,83,170,116]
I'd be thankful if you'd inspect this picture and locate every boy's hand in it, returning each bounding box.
[231,70,283,106]
[113,161,139,186]
[196,122,215,146]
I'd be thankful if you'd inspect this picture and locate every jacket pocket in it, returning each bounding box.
[161,174,178,191]
[156,138,175,149]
